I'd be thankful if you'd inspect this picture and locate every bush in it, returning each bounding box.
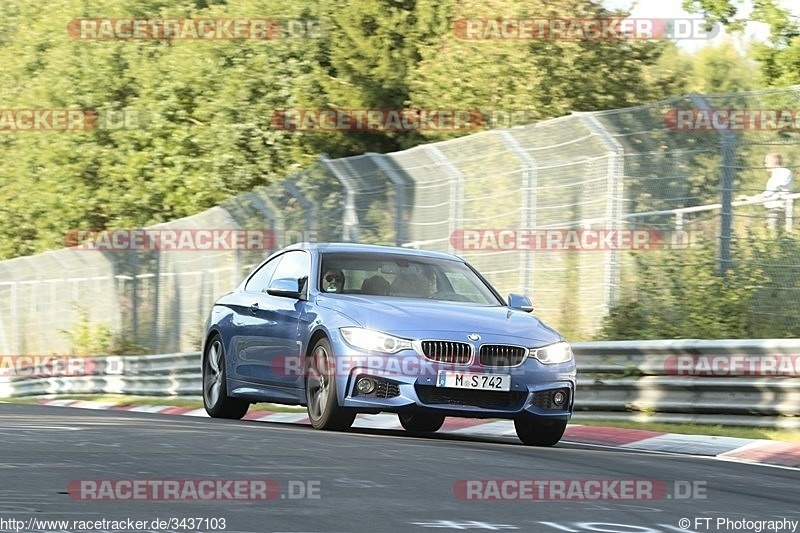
[601,233,800,339]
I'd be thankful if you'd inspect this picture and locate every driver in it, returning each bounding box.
[419,265,437,296]
[321,268,345,293]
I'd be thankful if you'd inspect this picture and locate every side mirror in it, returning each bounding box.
[267,277,304,299]
[508,293,534,312]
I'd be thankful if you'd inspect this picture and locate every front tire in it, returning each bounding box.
[514,416,567,447]
[399,411,445,433]
[305,338,356,431]
[203,335,249,419]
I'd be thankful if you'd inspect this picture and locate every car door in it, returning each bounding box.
[235,250,311,389]
[229,254,281,384]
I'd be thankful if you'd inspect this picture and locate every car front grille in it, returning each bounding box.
[415,385,526,409]
[479,344,527,366]
[420,341,472,364]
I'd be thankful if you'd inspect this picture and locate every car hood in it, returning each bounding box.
[315,295,562,346]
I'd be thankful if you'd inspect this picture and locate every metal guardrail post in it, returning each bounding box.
[493,130,537,296]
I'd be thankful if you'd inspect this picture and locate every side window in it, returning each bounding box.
[244,257,281,293]
[271,250,311,293]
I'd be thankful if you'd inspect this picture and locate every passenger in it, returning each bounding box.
[361,275,390,295]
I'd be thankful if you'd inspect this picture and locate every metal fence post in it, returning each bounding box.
[493,130,537,296]
[282,178,316,237]
[688,94,737,274]
[246,192,283,247]
[425,146,464,253]
[131,249,139,350]
[574,113,625,310]
[367,152,412,246]
[321,157,360,242]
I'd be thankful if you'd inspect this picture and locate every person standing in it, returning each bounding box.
[743,153,793,231]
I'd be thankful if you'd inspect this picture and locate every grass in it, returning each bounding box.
[5,395,798,443]
[572,417,800,443]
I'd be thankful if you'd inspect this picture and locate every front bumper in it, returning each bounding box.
[328,334,576,420]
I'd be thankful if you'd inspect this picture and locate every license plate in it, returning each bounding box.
[436,371,511,391]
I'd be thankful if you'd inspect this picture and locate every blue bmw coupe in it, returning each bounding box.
[202,243,576,446]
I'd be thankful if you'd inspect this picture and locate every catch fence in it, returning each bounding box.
[1,86,799,353]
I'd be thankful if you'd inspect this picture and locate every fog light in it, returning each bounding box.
[553,390,567,407]
[356,377,376,394]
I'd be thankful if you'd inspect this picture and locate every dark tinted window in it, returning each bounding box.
[320,252,501,304]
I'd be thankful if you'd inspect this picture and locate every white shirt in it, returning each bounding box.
[763,167,793,209]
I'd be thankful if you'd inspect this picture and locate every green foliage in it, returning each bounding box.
[684,0,800,86]
[688,42,756,93]
[65,307,151,355]
[601,233,800,339]
[66,307,114,355]
[0,0,324,258]
[1,0,743,261]
[408,0,690,143]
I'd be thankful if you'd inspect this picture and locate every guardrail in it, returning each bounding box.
[573,340,800,429]
[0,353,201,398]
[1,341,798,429]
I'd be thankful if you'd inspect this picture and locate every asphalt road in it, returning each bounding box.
[0,404,798,533]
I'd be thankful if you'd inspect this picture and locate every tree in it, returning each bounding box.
[688,41,757,93]
[684,0,800,86]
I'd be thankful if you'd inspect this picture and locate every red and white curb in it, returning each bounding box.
[35,399,800,469]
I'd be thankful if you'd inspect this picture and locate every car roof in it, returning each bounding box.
[285,242,464,262]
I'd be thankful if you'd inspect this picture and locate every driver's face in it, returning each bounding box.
[421,271,437,295]
[322,270,344,293]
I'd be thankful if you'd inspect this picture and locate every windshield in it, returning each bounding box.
[319,252,502,305]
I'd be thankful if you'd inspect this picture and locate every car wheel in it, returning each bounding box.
[305,337,356,431]
[203,335,249,419]
[514,416,567,446]
[398,411,445,433]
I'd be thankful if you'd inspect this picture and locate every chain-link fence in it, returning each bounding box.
[1,86,799,354]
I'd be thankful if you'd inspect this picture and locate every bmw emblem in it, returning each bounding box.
[468,333,481,341]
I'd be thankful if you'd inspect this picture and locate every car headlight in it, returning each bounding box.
[340,327,413,354]
[530,341,573,364]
